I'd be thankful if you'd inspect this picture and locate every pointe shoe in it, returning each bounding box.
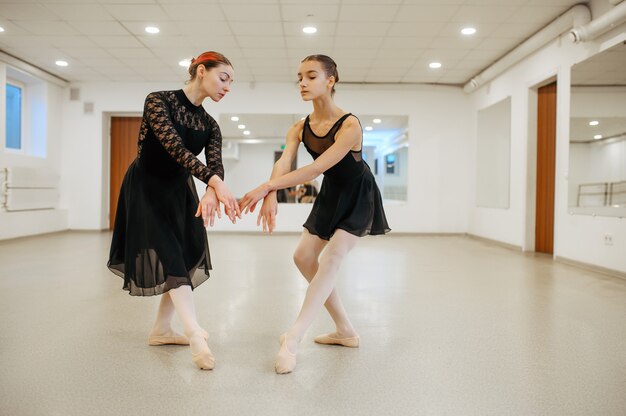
[275,334,297,375]
[314,333,360,348]
[148,329,209,346]
[190,331,215,370]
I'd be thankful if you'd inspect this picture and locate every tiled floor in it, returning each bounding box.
[0,231,624,415]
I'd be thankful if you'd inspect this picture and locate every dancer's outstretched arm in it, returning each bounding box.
[252,120,303,232]
[239,117,361,212]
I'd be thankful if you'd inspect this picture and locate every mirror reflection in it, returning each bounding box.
[219,113,409,203]
[569,42,626,217]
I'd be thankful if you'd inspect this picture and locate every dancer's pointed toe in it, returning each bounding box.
[275,334,297,374]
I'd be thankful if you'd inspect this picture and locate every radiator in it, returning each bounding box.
[1,167,59,211]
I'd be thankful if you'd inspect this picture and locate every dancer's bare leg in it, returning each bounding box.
[168,285,214,369]
[276,229,359,373]
[293,230,358,338]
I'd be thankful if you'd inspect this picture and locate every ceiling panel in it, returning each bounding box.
[280,4,339,21]
[42,4,114,21]
[101,5,170,21]
[160,4,225,21]
[69,21,128,36]
[220,4,282,21]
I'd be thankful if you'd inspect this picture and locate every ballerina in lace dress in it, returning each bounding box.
[108,51,240,370]
[239,54,390,374]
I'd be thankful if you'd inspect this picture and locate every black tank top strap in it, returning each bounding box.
[304,113,353,139]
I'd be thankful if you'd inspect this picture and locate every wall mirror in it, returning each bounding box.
[476,96,512,209]
[569,42,626,217]
[218,113,409,203]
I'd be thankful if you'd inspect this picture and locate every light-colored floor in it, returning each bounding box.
[0,231,625,416]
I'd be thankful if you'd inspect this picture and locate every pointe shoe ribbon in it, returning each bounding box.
[314,333,360,348]
[190,330,215,370]
[148,329,209,346]
[275,334,297,374]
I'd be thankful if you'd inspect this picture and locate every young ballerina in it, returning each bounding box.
[238,54,390,374]
[108,51,241,370]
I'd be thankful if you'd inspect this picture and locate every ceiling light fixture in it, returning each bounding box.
[365,126,373,131]
[589,120,599,126]
[373,118,382,124]
[55,60,69,67]
[303,26,317,34]
[238,124,246,129]
[594,134,602,139]
[0,26,5,33]
[243,130,251,135]
[145,26,160,34]
[231,116,239,121]
[179,59,191,67]
[461,27,476,35]
[429,62,442,69]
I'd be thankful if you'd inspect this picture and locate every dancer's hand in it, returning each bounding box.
[257,192,278,234]
[213,182,241,223]
[239,183,271,214]
[195,187,220,227]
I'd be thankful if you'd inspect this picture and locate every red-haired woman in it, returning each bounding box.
[108,51,240,370]
[239,55,390,374]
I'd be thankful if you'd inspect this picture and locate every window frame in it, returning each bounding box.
[5,77,26,154]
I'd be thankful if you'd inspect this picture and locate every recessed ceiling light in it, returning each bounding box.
[365,126,373,131]
[145,26,159,34]
[179,59,191,67]
[243,130,251,135]
[231,116,239,122]
[429,62,442,69]
[0,26,5,33]
[589,120,599,126]
[594,134,603,139]
[461,27,476,35]
[303,26,317,34]
[55,60,68,67]
[238,124,246,129]
[373,118,382,124]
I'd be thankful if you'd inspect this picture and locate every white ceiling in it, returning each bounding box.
[571,40,626,86]
[219,112,407,145]
[0,0,590,85]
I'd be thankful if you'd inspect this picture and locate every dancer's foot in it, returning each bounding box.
[314,331,360,348]
[275,333,298,374]
[148,328,209,346]
[189,330,215,370]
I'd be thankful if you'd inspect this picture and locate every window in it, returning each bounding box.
[6,82,22,150]
[385,153,396,174]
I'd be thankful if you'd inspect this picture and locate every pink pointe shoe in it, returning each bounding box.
[275,334,297,374]
[148,328,209,346]
[189,330,215,370]
[314,333,360,348]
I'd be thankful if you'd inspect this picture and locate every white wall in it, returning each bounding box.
[62,81,472,234]
[467,5,626,272]
[0,62,68,240]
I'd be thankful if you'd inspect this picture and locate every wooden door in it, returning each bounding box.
[535,82,557,254]
[110,117,141,229]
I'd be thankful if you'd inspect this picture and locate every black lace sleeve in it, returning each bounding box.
[143,92,218,184]
[205,116,225,181]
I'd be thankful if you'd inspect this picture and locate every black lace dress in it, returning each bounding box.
[301,113,390,240]
[108,90,224,296]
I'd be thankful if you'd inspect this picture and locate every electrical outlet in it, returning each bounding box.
[604,234,613,246]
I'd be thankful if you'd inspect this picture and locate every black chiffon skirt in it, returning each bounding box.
[303,170,390,241]
[108,159,211,296]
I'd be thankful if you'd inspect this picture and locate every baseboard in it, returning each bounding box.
[465,233,523,251]
[555,256,626,280]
